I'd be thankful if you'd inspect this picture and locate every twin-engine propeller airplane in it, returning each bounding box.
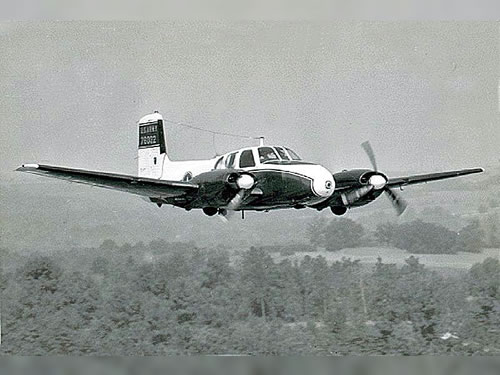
[18,111,484,219]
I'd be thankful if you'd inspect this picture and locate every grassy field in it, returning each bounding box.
[272,246,500,272]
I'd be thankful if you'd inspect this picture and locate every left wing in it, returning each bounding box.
[387,168,484,188]
[16,164,198,198]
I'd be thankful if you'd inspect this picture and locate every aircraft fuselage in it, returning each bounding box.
[155,151,336,212]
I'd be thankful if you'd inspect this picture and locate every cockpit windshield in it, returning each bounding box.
[285,147,301,160]
[258,147,279,163]
[275,146,290,160]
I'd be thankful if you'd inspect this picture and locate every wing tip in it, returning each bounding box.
[469,167,485,174]
[16,163,40,172]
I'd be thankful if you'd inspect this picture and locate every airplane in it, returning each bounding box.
[17,111,484,219]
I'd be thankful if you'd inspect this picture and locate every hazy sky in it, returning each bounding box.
[1,22,498,181]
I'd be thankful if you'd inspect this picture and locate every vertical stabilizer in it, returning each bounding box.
[138,112,169,179]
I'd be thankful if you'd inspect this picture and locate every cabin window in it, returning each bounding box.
[239,149,256,168]
[153,157,157,165]
[214,156,224,169]
[225,152,237,168]
[258,147,279,163]
[275,147,290,160]
[285,147,301,160]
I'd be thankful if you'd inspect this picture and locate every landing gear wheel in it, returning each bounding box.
[331,206,348,216]
[203,207,218,216]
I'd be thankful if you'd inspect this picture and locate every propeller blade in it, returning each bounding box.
[361,141,378,171]
[226,189,246,211]
[384,187,408,216]
[216,213,229,223]
[361,141,408,215]
[218,189,247,221]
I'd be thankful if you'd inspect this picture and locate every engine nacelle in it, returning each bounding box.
[188,169,255,209]
[341,185,374,206]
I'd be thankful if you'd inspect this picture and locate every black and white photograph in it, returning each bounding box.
[0,21,499,356]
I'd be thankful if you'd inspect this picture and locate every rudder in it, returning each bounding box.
[138,111,169,179]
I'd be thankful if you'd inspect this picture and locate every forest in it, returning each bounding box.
[1,233,499,355]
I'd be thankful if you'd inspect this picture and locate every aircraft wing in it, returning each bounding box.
[16,164,199,198]
[387,168,484,187]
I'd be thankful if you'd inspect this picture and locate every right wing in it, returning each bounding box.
[16,164,198,198]
[387,168,484,188]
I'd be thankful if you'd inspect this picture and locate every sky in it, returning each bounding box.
[0,22,498,181]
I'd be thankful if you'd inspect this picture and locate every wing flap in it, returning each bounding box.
[387,168,484,187]
[16,164,198,198]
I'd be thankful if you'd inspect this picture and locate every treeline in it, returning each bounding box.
[307,217,499,254]
[1,244,499,355]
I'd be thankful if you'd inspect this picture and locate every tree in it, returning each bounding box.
[17,255,63,293]
[364,257,445,353]
[374,222,397,246]
[454,220,484,253]
[274,259,303,322]
[299,255,331,320]
[0,247,10,265]
[488,198,499,209]
[322,218,365,251]
[0,247,10,292]
[240,247,277,320]
[90,256,110,275]
[483,213,500,248]
[469,258,499,301]
[306,217,328,248]
[99,239,119,251]
[201,250,232,290]
[463,258,500,353]
[389,220,458,254]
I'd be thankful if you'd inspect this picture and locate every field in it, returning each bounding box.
[273,247,500,273]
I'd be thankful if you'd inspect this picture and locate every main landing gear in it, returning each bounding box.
[203,207,246,219]
[202,207,228,217]
[330,206,348,216]
[202,207,218,216]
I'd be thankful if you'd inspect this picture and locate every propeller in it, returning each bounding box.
[384,185,408,216]
[218,173,255,221]
[361,141,407,216]
[361,141,378,171]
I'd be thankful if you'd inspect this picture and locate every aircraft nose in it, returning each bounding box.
[312,166,335,198]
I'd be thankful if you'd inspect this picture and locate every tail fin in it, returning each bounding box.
[138,111,169,179]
